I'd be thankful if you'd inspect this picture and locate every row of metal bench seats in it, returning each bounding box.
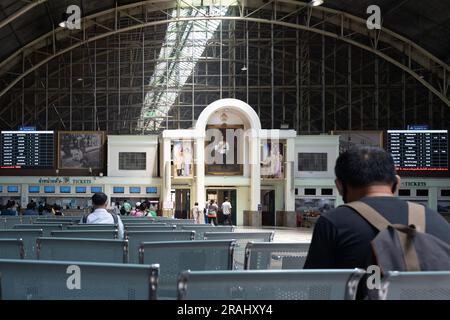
[0,258,448,300]
[1,216,196,227]
[0,229,272,265]
[5,223,235,239]
[0,238,307,299]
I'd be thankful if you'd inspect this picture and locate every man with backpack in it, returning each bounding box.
[304,146,450,297]
[81,192,124,239]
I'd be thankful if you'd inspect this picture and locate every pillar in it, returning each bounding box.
[161,138,172,213]
[195,137,205,212]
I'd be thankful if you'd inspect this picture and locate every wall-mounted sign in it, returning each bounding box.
[401,181,427,187]
[38,177,93,184]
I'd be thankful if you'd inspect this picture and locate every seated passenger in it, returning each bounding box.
[42,204,53,216]
[53,205,63,216]
[82,192,124,239]
[1,200,17,216]
[23,202,38,216]
[131,202,145,217]
[305,146,450,272]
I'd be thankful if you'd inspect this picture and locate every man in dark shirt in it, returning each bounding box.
[304,146,450,270]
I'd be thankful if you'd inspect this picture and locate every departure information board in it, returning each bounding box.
[387,130,448,171]
[0,131,54,169]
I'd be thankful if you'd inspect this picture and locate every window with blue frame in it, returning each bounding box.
[7,186,19,193]
[146,187,157,194]
[76,186,87,193]
[28,186,40,193]
[0,186,3,193]
[44,186,56,193]
[129,187,141,194]
[113,186,124,193]
[91,186,102,193]
[60,186,71,193]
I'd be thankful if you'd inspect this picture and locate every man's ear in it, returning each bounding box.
[393,175,401,194]
[335,179,344,196]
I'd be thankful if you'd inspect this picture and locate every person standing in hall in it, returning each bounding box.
[191,202,201,224]
[207,200,219,225]
[221,197,232,225]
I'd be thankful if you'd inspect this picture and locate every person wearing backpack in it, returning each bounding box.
[81,192,124,239]
[304,146,450,297]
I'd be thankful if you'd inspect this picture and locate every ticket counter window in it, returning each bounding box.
[7,186,19,193]
[91,186,102,193]
[28,186,40,193]
[60,186,71,193]
[76,186,87,193]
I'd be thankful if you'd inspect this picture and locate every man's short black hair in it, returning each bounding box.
[92,192,108,206]
[335,146,396,188]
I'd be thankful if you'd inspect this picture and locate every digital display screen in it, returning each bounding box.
[113,187,124,193]
[129,187,141,194]
[7,186,19,193]
[60,186,71,193]
[44,186,56,193]
[91,186,102,193]
[146,187,157,194]
[28,186,40,193]
[0,131,54,169]
[387,130,448,171]
[75,186,86,193]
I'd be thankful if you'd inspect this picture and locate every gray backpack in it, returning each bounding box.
[346,201,450,273]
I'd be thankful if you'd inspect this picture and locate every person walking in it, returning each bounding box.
[191,202,201,224]
[207,200,219,226]
[221,197,232,225]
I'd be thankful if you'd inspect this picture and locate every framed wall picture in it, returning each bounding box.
[260,141,284,179]
[205,125,244,176]
[58,131,105,169]
[331,130,383,153]
[172,140,194,178]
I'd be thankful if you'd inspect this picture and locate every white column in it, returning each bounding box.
[249,134,260,211]
[284,137,295,211]
[195,137,205,212]
[162,137,172,205]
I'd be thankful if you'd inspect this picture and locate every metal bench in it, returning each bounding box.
[0,239,25,259]
[0,229,43,259]
[126,230,195,264]
[13,224,63,236]
[50,230,118,239]
[0,259,159,300]
[180,225,234,239]
[378,271,450,300]
[178,269,365,300]
[36,237,129,263]
[245,242,310,270]
[204,232,274,269]
[139,240,235,299]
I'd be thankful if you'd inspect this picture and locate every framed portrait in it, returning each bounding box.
[205,125,244,176]
[172,140,194,178]
[261,142,284,179]
[331,130,383,153]
[58,131,105,169]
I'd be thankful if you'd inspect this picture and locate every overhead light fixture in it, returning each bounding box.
[309,0,324,6]
[77,78,83,81]
[241,65,247,71]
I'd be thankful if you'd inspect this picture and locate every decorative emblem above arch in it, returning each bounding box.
[195,98,262,133]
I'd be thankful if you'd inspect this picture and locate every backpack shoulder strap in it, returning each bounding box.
[109,211,119,224]
[344,201,391,231]
[82,213,91,224]
[407,202,426,232]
